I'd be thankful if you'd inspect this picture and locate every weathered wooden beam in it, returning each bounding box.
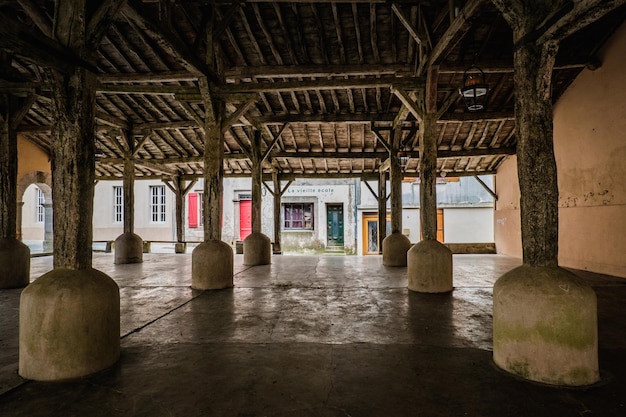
[225,64,413,80]
[96,111,131,130]
[221,98,256,133]
[428,0,486,68]
[256,113,395,124]
[98,72,198,83]
[122,0,220,83]
[0,13,92,73]
[392,3,423,45]
[87,0,127,50]
[97,84,200,95]
[216,76,423,94]
[17,0,52,37]
[536,0,626,44]
[392,89,423,123]
[135,159,177,176]
[426,65,438,114]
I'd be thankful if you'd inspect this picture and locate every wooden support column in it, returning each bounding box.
[0,98,17,241]
[389,141,402,235]
[191,1,233,289]
[243,129,272,265]
[250,130,263,234]
[0,93,31,288]
[49,67,97,269]
[272,170,282,254]
[203,102,224,241]
[377,170,387,254]
[19,0,121,382]
[489,0,605,387]
[382,128,411,266]
[419,114,438,240]
[122,146,134,235]
[114,130,142,264]
[164,176,197,247]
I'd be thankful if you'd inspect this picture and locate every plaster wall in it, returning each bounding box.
[92,180,176,241]
[17,136,50,180]
[554,22,626,278]
[444,208,494,244]
[494,22,626,278]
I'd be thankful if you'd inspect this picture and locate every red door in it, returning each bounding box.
[239,199,252,240]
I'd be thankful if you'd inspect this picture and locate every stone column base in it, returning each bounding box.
[114,232,143,264]
[192,240,234,290]
[243,232,271,265]
[0,238,30,289]
[407,239,453,293]
[493,265,599,386]
[382,232,411,266]
[19,268,120,381]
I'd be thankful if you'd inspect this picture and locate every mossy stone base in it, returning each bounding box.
[192,240,234,290]
[0,238,30,289]
[493,265,599,386]
[19,268,120,381]
[243,232,271,266]
[382,232,411,266]
[407,239,453,293]
[114,232,143,264]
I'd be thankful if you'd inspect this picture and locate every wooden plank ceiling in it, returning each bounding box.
[2,0,625,180]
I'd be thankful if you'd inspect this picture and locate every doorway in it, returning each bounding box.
[326,204,344,246]
[239,198,252,240]
[362,213,391,255]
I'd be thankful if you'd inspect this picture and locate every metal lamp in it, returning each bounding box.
[460,65,489,111]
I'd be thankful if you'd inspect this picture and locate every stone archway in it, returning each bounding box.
[16,171,52,244]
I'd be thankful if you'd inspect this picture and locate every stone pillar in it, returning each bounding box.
[114,146,142,264]
[489,13,599,385]
[192,96,233,290]
[243,130,271,265]
[408,114,452,293]
[377,171,387,255]
[382,139,410,266]
[19,67,120,381]
[0,96,30,289]
[42,203,53,252]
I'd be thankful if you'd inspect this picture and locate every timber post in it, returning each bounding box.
[382,122,411,266]
[192,75,233,289]
[490,0,599,387]
[377,170,387,254]
[114,129,142,264]
[243,129,272,265]
[272,170,282,254]
[0,93,30,288]
[407,96,452,293]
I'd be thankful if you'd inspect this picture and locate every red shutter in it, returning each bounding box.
[188,193,198,228]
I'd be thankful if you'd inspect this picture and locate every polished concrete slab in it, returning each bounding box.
[1,253,625,416]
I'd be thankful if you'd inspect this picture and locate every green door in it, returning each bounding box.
[326,204,344,245]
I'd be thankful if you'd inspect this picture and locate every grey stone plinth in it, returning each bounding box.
[192,240,234,290]
[243,232,271,266]
[0,238,30,289]
[493,265,599,386]
[114,232,143,264]
[174,242,186,253]
[407,239,453,293]
[382,232,411,266]
[19,268,120,381]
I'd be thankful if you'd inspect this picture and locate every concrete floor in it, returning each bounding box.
[1,253,625,417]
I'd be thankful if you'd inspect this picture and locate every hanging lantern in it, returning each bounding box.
[459,65,489,111]
[396,146,409,171]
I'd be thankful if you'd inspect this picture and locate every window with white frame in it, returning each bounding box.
[150,185,166,223]
[283,203,314,230]
[36,187,44,223]
[113,186,123,223]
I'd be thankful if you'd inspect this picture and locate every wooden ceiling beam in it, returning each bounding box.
[392,3,423,46]
[225,64,414,80]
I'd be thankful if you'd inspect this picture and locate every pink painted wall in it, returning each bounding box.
[495,22,626,278]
